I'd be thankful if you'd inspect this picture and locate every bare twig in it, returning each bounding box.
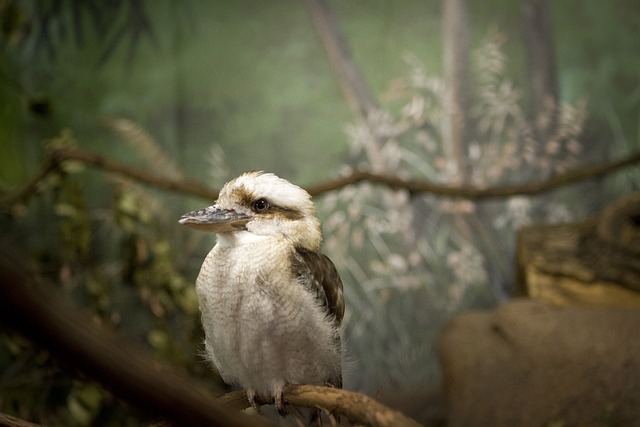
[217,385,423,427]
[1,148,639,210]
[0,148,218,208]
[304,151,640,198]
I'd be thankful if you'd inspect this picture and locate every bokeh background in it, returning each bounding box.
[1,1,638,425]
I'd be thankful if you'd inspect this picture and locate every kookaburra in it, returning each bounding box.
[179,171,344,414]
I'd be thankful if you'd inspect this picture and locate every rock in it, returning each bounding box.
[438,299,640,427]
[516,192,640,308]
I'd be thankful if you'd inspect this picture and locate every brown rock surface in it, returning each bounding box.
[439,299,640,427]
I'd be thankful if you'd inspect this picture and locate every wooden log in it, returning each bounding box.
[516,193,640,307]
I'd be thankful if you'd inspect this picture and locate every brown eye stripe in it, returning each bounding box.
[271,206,303,220]
[255,204,303,220]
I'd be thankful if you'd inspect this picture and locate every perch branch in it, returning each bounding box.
[217,385,423,427]
[0,249,423,427]
[1,148,639,210]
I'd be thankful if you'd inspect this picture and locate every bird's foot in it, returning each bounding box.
[246,389,264,415]
[274,383,288,416]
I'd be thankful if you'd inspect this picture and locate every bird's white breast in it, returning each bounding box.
[195,232,340,397]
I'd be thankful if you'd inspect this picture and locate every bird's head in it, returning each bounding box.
[179,171,322,251]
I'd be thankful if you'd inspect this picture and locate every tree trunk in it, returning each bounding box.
[443,0,471,184]
[302,0,378,121]
[522,0,559,140]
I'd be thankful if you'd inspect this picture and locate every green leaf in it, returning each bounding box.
[147,328,170,350]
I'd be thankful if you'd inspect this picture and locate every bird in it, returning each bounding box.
[179,171,345,416]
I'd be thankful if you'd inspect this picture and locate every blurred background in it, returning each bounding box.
[1,0,638,425]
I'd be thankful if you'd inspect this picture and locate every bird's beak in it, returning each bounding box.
[178,205,251,233]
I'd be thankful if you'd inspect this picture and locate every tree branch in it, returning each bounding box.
[1,148,639,210]
[0,148,219,208]
[0,250,270,427]
[217,385,423,427]
[304,150,640,198]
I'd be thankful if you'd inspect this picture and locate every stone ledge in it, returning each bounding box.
[438,299,640,427]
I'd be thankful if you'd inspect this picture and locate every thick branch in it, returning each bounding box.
[217,385,423,427]
[1,148,639,209]
[0,250,270,427]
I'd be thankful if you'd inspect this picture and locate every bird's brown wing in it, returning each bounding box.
[290,248,345,326]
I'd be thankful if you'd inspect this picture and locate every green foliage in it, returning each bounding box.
[0,0,171,64]
[66,383,105,426]
[0,130,214,424]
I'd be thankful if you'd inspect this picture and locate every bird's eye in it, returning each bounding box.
[252,198,270,213]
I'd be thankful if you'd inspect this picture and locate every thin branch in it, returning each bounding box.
[304,150,640,198]
[1,148,639,210]
[53,148,216,199]
[0,148,218,208]
[217,385,423,427]
[0,152,60,208]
